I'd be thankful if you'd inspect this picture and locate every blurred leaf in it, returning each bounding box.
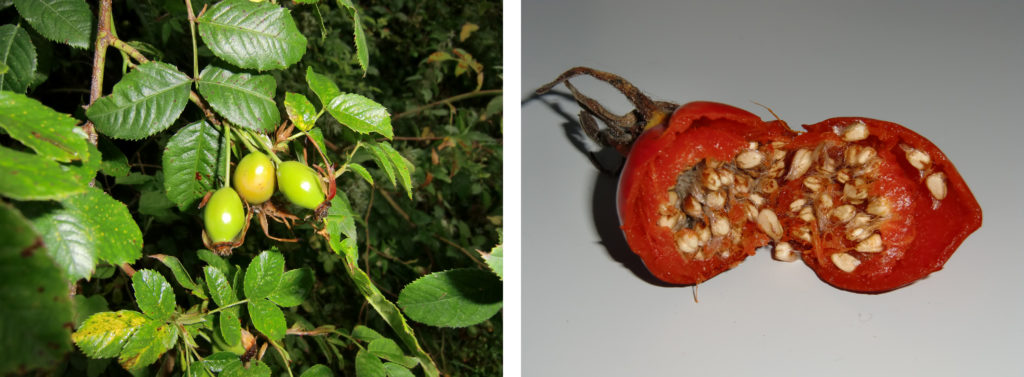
[0,89,90,162]
[87,62,191,140]
[355,349,386,377]
[0,25,37,93]
[247,298,286,341]
[459,23,479,42]
[368,338,418,369]
[268,267,314,307]
[326,93,393,139]
[0,145,87,200]
[352,325,383,343]
[72,294,108,328]
[132,269,176,321]
[197,65,280,132]
[243,249,285,300]
[383,363,415,377]
[162,121,227,211]
[300,364,334,377]
[71,310,147,359]
[220,359,270,377]
[196,0,306,71]
[398,269,502,328]
[13,0,93,49]
[425,51,451,63]
[0,202,72,374]
[32,187,143,280]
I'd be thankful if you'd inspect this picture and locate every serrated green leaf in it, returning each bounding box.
[300,364,333,377]
[72,294,108,328]
[285,92,318,131]
[397,269,502,328]
[221,359,271,377]
[243,249,285,300]
[13,0,93,49]
[118,320,178,370]
[305,67,340,108]
[32,187,143,280]
[325,192,357,241]
[197,0,306,71]
[365,141,396,187]
[87,62,191,140]
[204,265,238,311]
[0,145,87,201]
[326,225,438,377]
[368,338,418,369]
[383,363,415,377]
[483,241,502,280]
[378,142,413,198]
[268,267,314,307]
[132,269,176,321]
[248,298,285,341]
[0,25,36,93]
[219,310,241,347]
[197,66,279,132]
[348,162,373,185]
[355,349,386,377]
[0,89,88,162]
[0,202,72,373]
[97,137,130,177]
[71,310,147,359]
[198,249,232,276]
[335,1,368,74]
[149,254,197,290]
[162,121,228,211]
[326,93,393,139]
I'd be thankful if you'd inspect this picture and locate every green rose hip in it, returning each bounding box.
[276,161,325,210]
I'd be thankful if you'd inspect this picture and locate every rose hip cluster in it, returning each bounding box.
[202,151,328,255]
[538,67,982,293]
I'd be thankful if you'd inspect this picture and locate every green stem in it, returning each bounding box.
[185,0,200,78]
[231,127,259,154]
[222,123,232,188]
[243,129,283,164]
[334,140,363,179]
[109,38,151,64]
[204,299,249,316]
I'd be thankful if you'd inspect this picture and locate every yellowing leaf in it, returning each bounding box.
[459,23,479,42]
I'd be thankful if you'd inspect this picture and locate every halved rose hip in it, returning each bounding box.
[537,66,982,293]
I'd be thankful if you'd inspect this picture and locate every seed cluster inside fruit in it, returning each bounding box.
[655,121,945,273]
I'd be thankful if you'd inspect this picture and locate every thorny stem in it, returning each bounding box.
[393,89,502,119]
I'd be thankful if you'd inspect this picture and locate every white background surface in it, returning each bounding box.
[521,1,1024,376]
